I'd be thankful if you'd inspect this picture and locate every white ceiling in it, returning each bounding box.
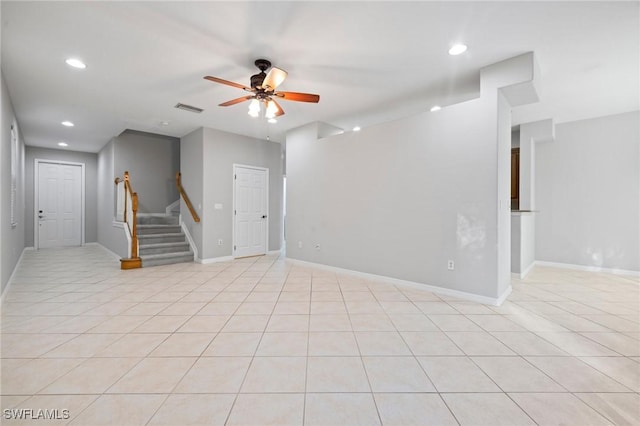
[2,1,638,153]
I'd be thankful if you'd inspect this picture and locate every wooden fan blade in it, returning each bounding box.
[262,67,288,91]
[204,76,253,92]
[219,96,254,107]
[274,91,320,103]
[271,99,285,117]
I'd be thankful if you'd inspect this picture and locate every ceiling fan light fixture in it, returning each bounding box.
[248,99,261,117]
[206,59,319,119]
[262,67,288,91]
[265,100,278,119]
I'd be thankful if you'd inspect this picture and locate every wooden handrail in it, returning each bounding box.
[176,172,200,223]
[115,171,141,269]
[125,172,139,258]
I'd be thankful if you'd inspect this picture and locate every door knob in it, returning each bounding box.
[262,215,268,219]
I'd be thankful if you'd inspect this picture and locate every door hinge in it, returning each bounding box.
[234,210,236,215]
[234,245,236,251]
[234,174,236,180]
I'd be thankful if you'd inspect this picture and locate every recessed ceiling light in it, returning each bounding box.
[448,44,468,56]
[268,118,277,124]
[65,58,86,69]
[430,105,442,112]
[58,142,68,147]
[61,121,74,127]
[160,121,170,126]
[353,126,361,132]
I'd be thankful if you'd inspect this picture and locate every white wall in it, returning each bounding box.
[536,111,640,272]
[1,72,26,295]
[180,127,283,261]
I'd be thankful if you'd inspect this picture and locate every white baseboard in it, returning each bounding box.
[180,222,199,259]
[535,260,640,278]
[1,247,34,304]
[196,255,234,264]
[89,242,121,261]
[520,261,536,279]
[286,258,511,306]
[165,199,180,215]
[511,261,536,280]
[268,249,283,256]
[495,285,512,305]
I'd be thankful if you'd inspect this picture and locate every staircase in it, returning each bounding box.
[137,214,194,267]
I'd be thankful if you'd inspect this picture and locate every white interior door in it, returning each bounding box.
[37,162,82,248]
[234,165,268,258]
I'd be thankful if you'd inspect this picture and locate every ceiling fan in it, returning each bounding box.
[204,59,320,119]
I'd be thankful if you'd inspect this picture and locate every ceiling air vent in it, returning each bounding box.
[174,103,204,114]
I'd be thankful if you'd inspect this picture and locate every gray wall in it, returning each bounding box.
[24,147,98,247]
[496,92,512,296]
[97,139,127,257]
[536,111,640,272]
[180,128,204,258]
[286,97,503,299]
[181,127,283,261]
[114,130,180,213]
[1,72,26,295]
[511,213,536,276]
[285,54,540,302]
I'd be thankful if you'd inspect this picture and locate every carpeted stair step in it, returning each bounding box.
[140,251,194,267]
[137,214,179,225]
[137,224,182,235]
[139,241,191,255]
[138,233,186,244]
[133,214,194,267]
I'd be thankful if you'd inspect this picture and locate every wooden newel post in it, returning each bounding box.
[123,171,130,224]
[119,170,142,270]
[131,193,139,258]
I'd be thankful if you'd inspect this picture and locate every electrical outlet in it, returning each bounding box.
[447,260,455,270]
[298,241,303,249]
[218,239,223,246]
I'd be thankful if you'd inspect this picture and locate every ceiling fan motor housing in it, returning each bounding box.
[251,59,272,89]
[250,72,266,89]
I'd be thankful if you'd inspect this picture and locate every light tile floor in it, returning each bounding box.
[1,245,639,425]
